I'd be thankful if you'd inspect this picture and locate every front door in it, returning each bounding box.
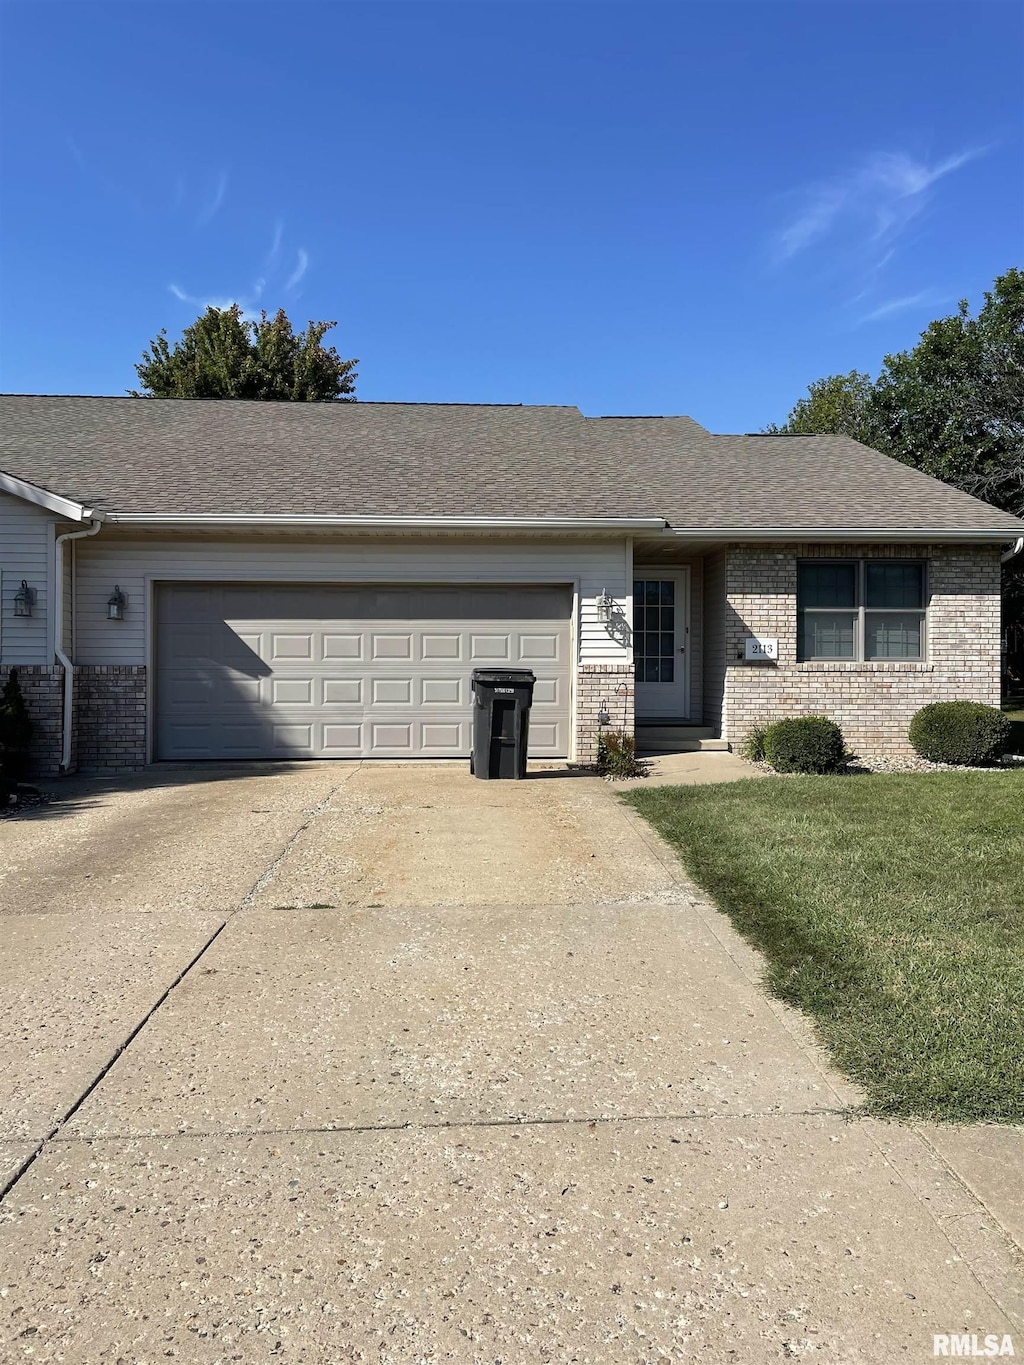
[633,569,689,718]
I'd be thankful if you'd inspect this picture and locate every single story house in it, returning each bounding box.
[2,395,1022,775]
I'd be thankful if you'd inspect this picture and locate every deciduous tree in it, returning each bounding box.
[132,305,358,401]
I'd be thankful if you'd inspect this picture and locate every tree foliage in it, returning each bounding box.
[768,269,1024,519]
[768,269,1024,687]
[763,371,879,446]
[132,305,358,401]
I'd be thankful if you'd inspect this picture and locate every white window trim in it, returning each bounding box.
[797,559,928,663]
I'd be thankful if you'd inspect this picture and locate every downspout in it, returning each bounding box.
[54,519,102,772]
[1001,537,1024,564]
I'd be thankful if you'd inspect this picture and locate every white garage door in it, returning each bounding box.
[155,583,572,760]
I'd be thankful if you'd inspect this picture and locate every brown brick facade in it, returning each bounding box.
[575,663,634,764]
[717,544,1002,759]
[74,665,147,774]
[0,664,65,776]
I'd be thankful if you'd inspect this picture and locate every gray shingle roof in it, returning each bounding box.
[1,395,1021,535]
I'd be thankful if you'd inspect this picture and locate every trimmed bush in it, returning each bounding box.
[0,670,32,784]
[763,716,846,774]
[909,701,1011,766]
[596,729,648,780]
[740,725,767,763]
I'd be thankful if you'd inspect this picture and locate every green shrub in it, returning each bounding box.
[740,725,767,763]
[596,729,648,779]
[763,716,846,774]
[0,670,32,784]
[909,701,1011,766]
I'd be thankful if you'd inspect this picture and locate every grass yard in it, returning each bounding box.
[623,772,1024,1122]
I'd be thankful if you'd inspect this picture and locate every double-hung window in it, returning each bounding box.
[797,560,927,662]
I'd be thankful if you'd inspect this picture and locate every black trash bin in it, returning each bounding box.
[470,667,536,779]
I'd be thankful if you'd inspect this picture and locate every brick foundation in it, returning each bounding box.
[0,665,65,777]
[74,666,147,774]
[576,663,634,764]
[718,544,1002,759]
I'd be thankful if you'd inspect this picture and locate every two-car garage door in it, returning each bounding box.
[155,583,572,760]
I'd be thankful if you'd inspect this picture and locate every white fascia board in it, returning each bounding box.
[663,526,1024,544]
[0,470,101,523]
[103,514,668,530]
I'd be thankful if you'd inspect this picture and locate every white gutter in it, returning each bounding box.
[661,527,1024,544]
[0,470,100,523]
[1001,536,1024,564]
[54,519,102,772]
[102,514,669,530]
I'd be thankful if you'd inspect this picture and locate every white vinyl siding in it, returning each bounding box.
[73,533,632,667]
[0,493,53,664]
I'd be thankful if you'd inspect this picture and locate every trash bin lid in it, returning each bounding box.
[471,667,536,685]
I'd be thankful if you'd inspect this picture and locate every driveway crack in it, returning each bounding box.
[0,768,359,1205]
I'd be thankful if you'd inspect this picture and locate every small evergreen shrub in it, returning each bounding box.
[908,701,1011,766]
[763,716,846,774]
[0,670,32,784]
[740,725,767,763]
[596,729,648,779]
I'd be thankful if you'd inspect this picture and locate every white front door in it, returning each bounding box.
[633,569,690,718]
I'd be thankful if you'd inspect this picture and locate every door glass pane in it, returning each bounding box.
[798,563,857,609]
[865,563,924,610]
[634,579,677,683]
[865,612,923,659]
[798,611,857,659]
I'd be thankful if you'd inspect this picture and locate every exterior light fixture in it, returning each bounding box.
[107,586,127,620]
[596,589,615,623]
[13,580,33,617]
[597,703,611,727]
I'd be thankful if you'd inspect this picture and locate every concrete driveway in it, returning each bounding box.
[0,760,1021,1363]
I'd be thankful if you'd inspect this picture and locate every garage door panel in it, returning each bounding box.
[469,634,511,660]
[156,584,571,760]
[421,677,462,705]
[323,678,362,704]
[271,678,314,705]
[371,678,413,705]
[323,633,363,660]
[421,633,462,661]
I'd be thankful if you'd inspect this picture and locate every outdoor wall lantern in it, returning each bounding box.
[596,589,615,623]
[597,703,611,727]
[13,580,33,617]
[107,586,127,620]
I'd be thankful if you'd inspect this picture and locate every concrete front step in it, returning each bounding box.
[636,737,730,754]
[635,725,716,740]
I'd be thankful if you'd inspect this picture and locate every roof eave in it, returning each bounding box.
[0,470,103,523]
[102,514,669,530]
[658,526,1024,544]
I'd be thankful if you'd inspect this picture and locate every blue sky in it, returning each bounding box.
[1,1,1021,430]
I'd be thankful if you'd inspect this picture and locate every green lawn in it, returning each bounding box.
[623,773,1024,1122]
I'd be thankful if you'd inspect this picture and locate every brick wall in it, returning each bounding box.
[720,543,1003,759]
[74,665,147,773]
[0,665,65,776]
[575,662,634,764]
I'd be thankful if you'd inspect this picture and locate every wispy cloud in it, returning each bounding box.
[859,290,943,324]
[772,147,987,266]
[196,170,228,226]
[285,248,309,291]
[167,229,310,321]
[265,222,284,269]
